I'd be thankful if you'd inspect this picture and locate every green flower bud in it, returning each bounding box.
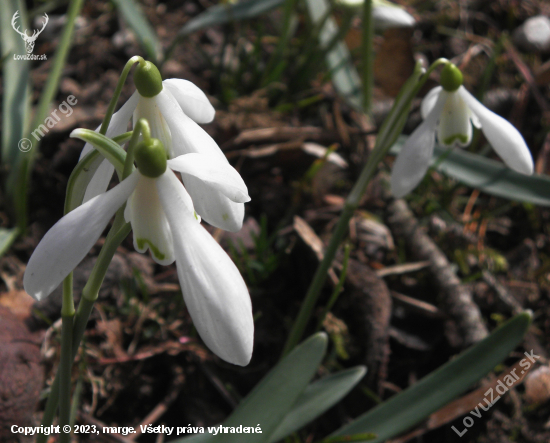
[134,138,167,178]
[133,61,163,97]
[440,63,463,92]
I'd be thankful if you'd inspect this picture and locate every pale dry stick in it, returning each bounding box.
[386,199,488,347]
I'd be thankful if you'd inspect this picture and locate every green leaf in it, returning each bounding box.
[1,0,31,198]
[331,312,531,443]
[303,0,362,111]
[111,0,161,63]
[269,366,366,442]
[177,0,286,37]
[174,332,328,443]
[0,227,20,257]
[391,137,550,206]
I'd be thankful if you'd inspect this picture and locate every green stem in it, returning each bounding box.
[37,217,131,443]
[361,0,374,114]
[16,0,85,232]
[282,59,448,356]
[59,275,75,443]
[123,119,149,179]
[315,243,351,331]
[99,56,144,136]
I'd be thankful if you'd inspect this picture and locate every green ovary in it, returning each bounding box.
[136,238,166,261]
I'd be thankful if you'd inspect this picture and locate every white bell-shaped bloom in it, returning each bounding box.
[391,85,534,198]
[79,76,245,232]
[24,154,253,366]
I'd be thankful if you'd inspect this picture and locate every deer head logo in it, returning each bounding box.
[11,11,49,54]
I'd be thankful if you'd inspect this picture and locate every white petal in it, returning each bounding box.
[420,86,442,120]
[157,170,254,366]
[163,79,216,124]
[78,92,139,202]
[436,90,473,147]
[124,175,175,265]
[183,174,245,232]
[134,96,173,157]
[373,5,415,30]
[155,89,227,160]
[459,87,534,175]
[24,172,139,301]
[168,154,250,203]
[391,92,447,198]
[82,158,116,204]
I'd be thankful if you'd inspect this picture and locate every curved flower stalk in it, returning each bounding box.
[391,63,534,198]
[24,141,253,366]
[80,60,244,232]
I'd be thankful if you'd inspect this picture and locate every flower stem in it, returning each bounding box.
[99,56,144,136]
[59,275,75,443]
[123,119,150,179]
[36,215,130,443]
[282,59,444,356]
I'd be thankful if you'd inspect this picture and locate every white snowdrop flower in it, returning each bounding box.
[79,61,244,232]
[24,139,253,366]
[391,63,534,198]
[335,0,415,30]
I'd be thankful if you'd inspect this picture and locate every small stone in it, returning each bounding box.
[513,15,550,53]
[524,365,550,405]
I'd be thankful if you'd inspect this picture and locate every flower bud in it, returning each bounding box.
[133,61,163,97]
[440,63,463,92]
[134,138,167,178]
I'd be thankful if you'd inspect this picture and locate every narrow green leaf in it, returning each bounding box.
[304,0,362,111]
[331,313,531,443]
[177,0,286,37]
[321,433,377,443]
[111,0,161,63]
[1,0,30,196]
[390,137,550,206]
[174,333,328,443]
[269,366,367,442]
[0,228,20,257]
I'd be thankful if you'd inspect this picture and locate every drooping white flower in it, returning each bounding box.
[24,147,253,366]
[335,0,415,30]
[79,61,244,232]
[391,63,534,198]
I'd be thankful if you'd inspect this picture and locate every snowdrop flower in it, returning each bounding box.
[391,63,534,197]
[336,0,415,30]
[24,138,254,366]
[80,60,244,232]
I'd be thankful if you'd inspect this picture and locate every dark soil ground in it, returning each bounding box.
[2,0,550,442]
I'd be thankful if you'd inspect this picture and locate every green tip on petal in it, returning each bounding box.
[440,63,463,92]
[134,61,163,97]
[135,138,167,178]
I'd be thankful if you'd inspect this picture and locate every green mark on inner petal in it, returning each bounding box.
[136,238,166,260]
[222,213,229,221]
[443,133,469,146]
